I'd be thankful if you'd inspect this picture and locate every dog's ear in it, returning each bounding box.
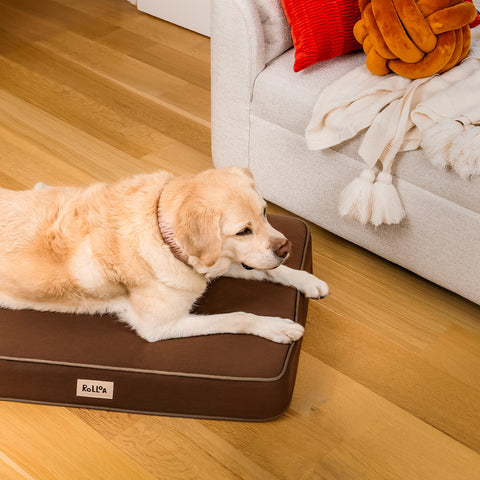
[175,206,222,267]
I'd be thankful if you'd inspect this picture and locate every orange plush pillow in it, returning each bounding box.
[281,0,362,72]
[354,0,478,79]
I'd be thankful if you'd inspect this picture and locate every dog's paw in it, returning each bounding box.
[292,271,329,299]
[257,316,305,344]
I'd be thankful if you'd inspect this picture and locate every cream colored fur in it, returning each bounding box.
[0,167,329,344]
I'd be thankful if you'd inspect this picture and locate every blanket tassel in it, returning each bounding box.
[450,126,480,179]
[339,169,375,225]
[422,119,480,179]
[421,119,463,171]
[370,171,405,227]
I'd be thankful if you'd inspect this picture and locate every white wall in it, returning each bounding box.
[137,0,211,37]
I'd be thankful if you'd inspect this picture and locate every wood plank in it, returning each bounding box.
[71,409,146,442]
[0,0,64,44]
[141,142,214,177]
[421,325,480,391]
[0,0,117,39]
[0,402,158,480]
[50,0,139,23]
[95,27,211,90]
[308,226,480,334]
[0,56,167,159]
[0,451,35,480]
[0,90,150,184]
[0,27,210,156]
[58,0,211,62]
[0,172,26,191]
[311,260,449,353]
[303,303,480,453]
[110,416,280,480]
[0,124,94,189]
[35,31,210,124]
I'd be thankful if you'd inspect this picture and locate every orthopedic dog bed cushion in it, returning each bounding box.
[354,0,478,78]
[0,215,312,421]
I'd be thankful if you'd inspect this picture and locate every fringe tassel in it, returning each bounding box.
[339,169,405,227]
[422,120,480,179]
[448,125,480,179]
[338,169,375,225]
[421,119,464,171]
[370,172,405,227]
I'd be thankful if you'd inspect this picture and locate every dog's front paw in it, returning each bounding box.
[293,271,329,299]
[257,317,304,344]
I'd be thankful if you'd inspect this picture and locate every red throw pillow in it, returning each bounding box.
[466,0,480,28]
[281,0,362,72]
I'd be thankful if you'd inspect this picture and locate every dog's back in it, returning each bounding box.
[0,172,170,311]
[0,185,92,306]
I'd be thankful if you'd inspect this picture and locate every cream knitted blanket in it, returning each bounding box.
[306,28,480,226]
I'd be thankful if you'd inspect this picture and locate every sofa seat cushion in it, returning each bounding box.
[251,49,480,213]
[253,49,365,136]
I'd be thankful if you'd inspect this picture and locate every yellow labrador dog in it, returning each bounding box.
[0,167,328,343]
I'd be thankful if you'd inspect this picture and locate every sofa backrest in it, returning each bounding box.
[255,0,293,63]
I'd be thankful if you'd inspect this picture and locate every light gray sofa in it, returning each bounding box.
[210,0,480,305]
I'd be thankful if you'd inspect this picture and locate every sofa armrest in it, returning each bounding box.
[211,0,292,169]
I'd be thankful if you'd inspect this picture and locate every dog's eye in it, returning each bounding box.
[236,227,252,236]
[263,208,267,217]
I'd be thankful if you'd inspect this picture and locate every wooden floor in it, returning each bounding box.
[0,1,479,478]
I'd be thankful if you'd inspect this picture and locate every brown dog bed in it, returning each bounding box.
[0,215,312,421]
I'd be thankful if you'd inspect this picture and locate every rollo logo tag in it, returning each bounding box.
[76,379,114,399]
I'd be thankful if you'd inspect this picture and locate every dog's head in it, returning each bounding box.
[160,167,291,277]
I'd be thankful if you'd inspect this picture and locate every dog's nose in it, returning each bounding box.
[273,238,292,259]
